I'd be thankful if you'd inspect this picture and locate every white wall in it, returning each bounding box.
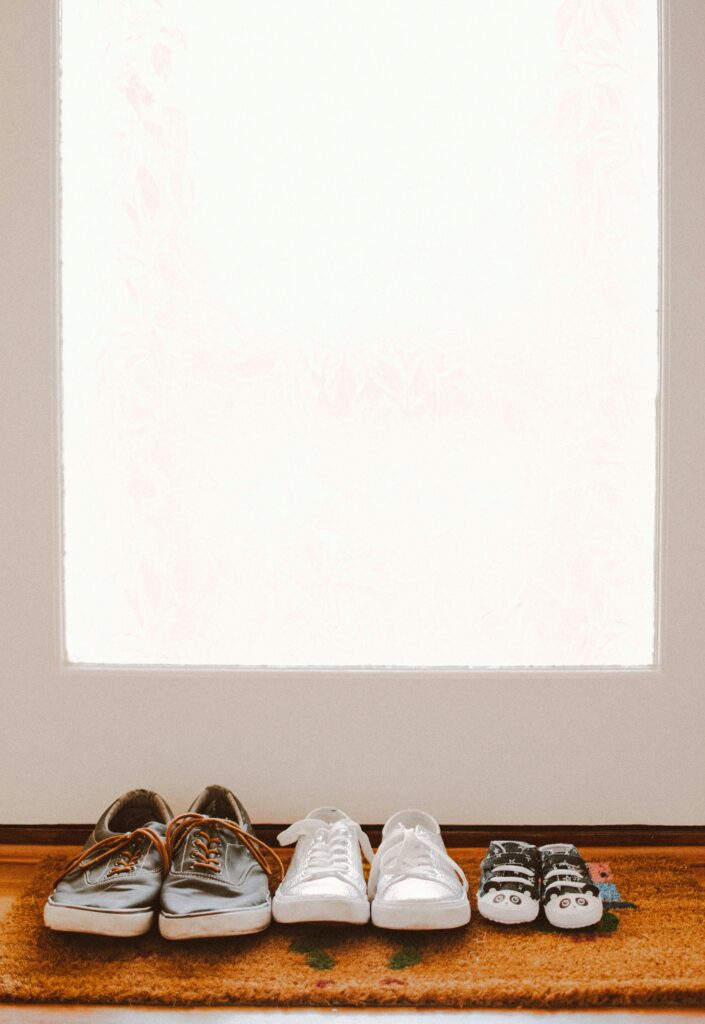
[1,0,705,826]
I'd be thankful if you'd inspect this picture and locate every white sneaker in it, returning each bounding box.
[368,810,470,930]
[272,807,373,925]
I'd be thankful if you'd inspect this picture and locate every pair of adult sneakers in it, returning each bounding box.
[476,840,603,930]
[44,786,282,939]
[43,787,469,938]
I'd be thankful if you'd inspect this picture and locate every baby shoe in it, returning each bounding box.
[44,789,172,936]
[273,807,373,924]
[539,843,603,928]
[368,810,470,930]
[159,784,282,939]
[476,840,540,924]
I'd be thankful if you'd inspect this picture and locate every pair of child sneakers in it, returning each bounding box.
[274,806,470,930]
[476,840,603,929]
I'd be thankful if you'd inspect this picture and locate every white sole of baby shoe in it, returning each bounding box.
[43,898,154,937]
[158,904,272,940]
[371,896,470,931]
[272,894,370,925]
[476,892,539,925]
[544,902,603,930]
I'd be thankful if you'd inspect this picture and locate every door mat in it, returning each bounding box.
[2,853,705,1008]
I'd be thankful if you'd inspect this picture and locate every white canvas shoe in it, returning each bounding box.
[272,807,373,925]
[368,810,470,930]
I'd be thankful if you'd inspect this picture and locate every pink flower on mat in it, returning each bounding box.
[587,861,614,883]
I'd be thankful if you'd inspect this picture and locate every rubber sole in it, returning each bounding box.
[273,894,370,925]
[371,896,470,931]
[544,901,604,930]
[158,903,272,940]
[43,898,154,937]
[476,892,540,925]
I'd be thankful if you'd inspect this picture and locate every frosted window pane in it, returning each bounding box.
[62,0,658,666]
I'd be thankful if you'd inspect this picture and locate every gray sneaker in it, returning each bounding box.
[43,789,172,937]
[158,784,282,940]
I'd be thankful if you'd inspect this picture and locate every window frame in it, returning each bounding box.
[0,0,703,825]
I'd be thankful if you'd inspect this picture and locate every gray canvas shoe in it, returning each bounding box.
[44,789,172,937]
[159,785,283,940]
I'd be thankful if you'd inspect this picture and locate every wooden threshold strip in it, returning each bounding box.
[2,823,705,847]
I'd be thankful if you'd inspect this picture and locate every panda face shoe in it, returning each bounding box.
[539,844,603,929]
[476,841,540,924]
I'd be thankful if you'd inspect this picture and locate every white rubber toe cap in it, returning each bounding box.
[371,894,470,931]
[44,898,154,937]
[476,888,539,925]
[159,903,271,940]
[273,892,370,925]
[544,892,603,929]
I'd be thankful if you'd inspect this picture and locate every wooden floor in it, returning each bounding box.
[2,845,705,1023]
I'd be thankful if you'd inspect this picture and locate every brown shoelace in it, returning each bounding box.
[166,812,284,885]
[53,826,169,888]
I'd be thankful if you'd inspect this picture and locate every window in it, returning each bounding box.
[2,0,704,826]
[62,0,659,667]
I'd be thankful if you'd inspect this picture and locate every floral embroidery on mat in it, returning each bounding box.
[289,932,336,970]
[586,861,639,910]
[588,861,615,884]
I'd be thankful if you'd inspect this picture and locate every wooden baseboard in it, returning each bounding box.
[2,823,705,847]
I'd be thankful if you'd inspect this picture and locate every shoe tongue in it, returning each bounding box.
[188,785,248,826]
[490,839,534,856]
[93,818,166,846]
[306,807,351,825]
[540,843,578,857]
[383,809,440,837]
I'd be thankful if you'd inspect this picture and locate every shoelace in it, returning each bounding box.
[542,857,591,898]
[368,826,468,898]
[53,826,169,888]
[278,818,373,884]
[167,812,284,885]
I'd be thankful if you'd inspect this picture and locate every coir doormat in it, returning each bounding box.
[2,854,705,1008]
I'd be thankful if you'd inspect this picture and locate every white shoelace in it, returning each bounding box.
[278,818,373,885]
[368,826,468,898]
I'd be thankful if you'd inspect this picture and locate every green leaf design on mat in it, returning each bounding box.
[599,910,619,933]
[537,911,619,935]
[389,945,423,970]
[289,936,336,970]
[307,950,336,970]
